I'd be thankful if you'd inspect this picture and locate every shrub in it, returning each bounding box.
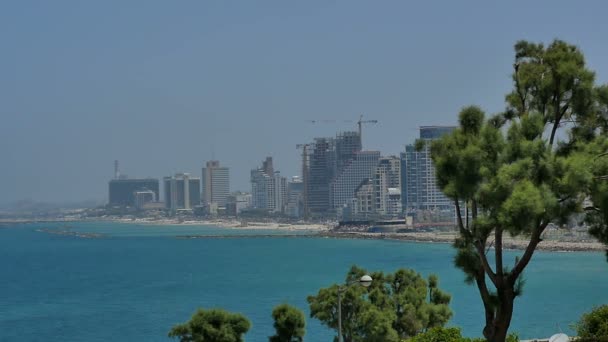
[405,327,519,342]
[574,305,608,341]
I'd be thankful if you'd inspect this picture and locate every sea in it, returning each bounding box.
[1,221,607,341]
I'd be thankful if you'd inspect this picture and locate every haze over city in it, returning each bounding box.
[2,0,608,205]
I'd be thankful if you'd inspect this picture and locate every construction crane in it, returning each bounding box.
[357,115,378,148]
[307,115,378,148]
[296,143,311,220]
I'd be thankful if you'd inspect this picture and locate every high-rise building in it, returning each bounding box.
[269,172,287,213]
[164,173,201,210]
[402,126,456,218]
[251,168,269,210]
[286,176,304,218]
[373,156,402,217]
[201,160,230,207]
[307,138,335,215]
[330,151,381,210]
[108,178,159,207]
[335,131,362,173]
[305,132,362,216]
[353,179,374,219]
[250,157,287,213]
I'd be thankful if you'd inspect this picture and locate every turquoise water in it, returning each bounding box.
[1,222,607,341]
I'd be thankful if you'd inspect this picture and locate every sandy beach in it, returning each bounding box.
[113,217,332,231]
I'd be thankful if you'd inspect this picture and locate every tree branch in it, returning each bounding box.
[475,240,498,286]
[514,63,527,113]
[595,152,608,160]
[455,200,471,239]
[475,269,495,330]
[509,220,550,283]
[485,239,495,255]
[495,228,504,279]
[549,77,563,146]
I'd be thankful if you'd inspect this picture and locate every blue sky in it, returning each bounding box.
[1,1,608,204]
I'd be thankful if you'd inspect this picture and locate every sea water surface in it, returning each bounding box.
[1,221,607,341]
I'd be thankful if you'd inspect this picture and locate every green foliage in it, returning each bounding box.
[406,327,464,342]
[269,304,306,342]
[168,308,251,342]
[307,265,452,341]
[574,305,608,340]
[430,39,608,341]
[404,327,519,342]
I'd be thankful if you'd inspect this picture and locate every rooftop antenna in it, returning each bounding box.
[114,160,120,180]
[211,144,216,160]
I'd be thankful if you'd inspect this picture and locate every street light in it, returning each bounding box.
[337,275,373,342]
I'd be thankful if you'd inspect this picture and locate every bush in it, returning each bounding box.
[404,327,519,342]
[574,305,608,341]
[270,304,306,342]
[406,327,464,342]
[168,308,251,342]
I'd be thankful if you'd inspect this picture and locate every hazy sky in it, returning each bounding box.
[2,1,608,205]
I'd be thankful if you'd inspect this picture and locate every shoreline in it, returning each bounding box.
[125,218,332,231]
[321,231,606,252]
[4,218,604,252]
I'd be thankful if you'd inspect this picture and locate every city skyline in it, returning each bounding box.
[3,1,608,205]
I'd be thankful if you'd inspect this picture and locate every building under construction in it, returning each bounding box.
[335,131,362,172]
[306,137,334,215]
[304,131,362,216]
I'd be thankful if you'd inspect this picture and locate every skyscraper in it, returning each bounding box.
[201,160,230,207]
[373,156,402,217]
[305,131,362,215]
[164,173,201,210]
[402,126,456,218]
[250,157,287,213]
[307,138,335,214]
[335,131,362,173]
[330,151,381,210]
[286,176,304,218]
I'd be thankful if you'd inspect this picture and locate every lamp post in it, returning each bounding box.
[337,274,373,342]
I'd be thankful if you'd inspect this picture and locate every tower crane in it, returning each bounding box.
[296,143,311,220]
[307,115,378,148]
[357,114,378,149]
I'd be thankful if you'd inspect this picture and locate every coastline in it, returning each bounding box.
[122,218,332,231]
[3,217,604,252]
[320,231,606,252]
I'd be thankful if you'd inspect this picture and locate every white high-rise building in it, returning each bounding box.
[250,157,287,213]
[286,176,304,218]
[402,126,456,222]
[202,160,230,207]
[373,156,402,217]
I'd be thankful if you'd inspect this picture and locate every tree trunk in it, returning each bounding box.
[482,287,515,342]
